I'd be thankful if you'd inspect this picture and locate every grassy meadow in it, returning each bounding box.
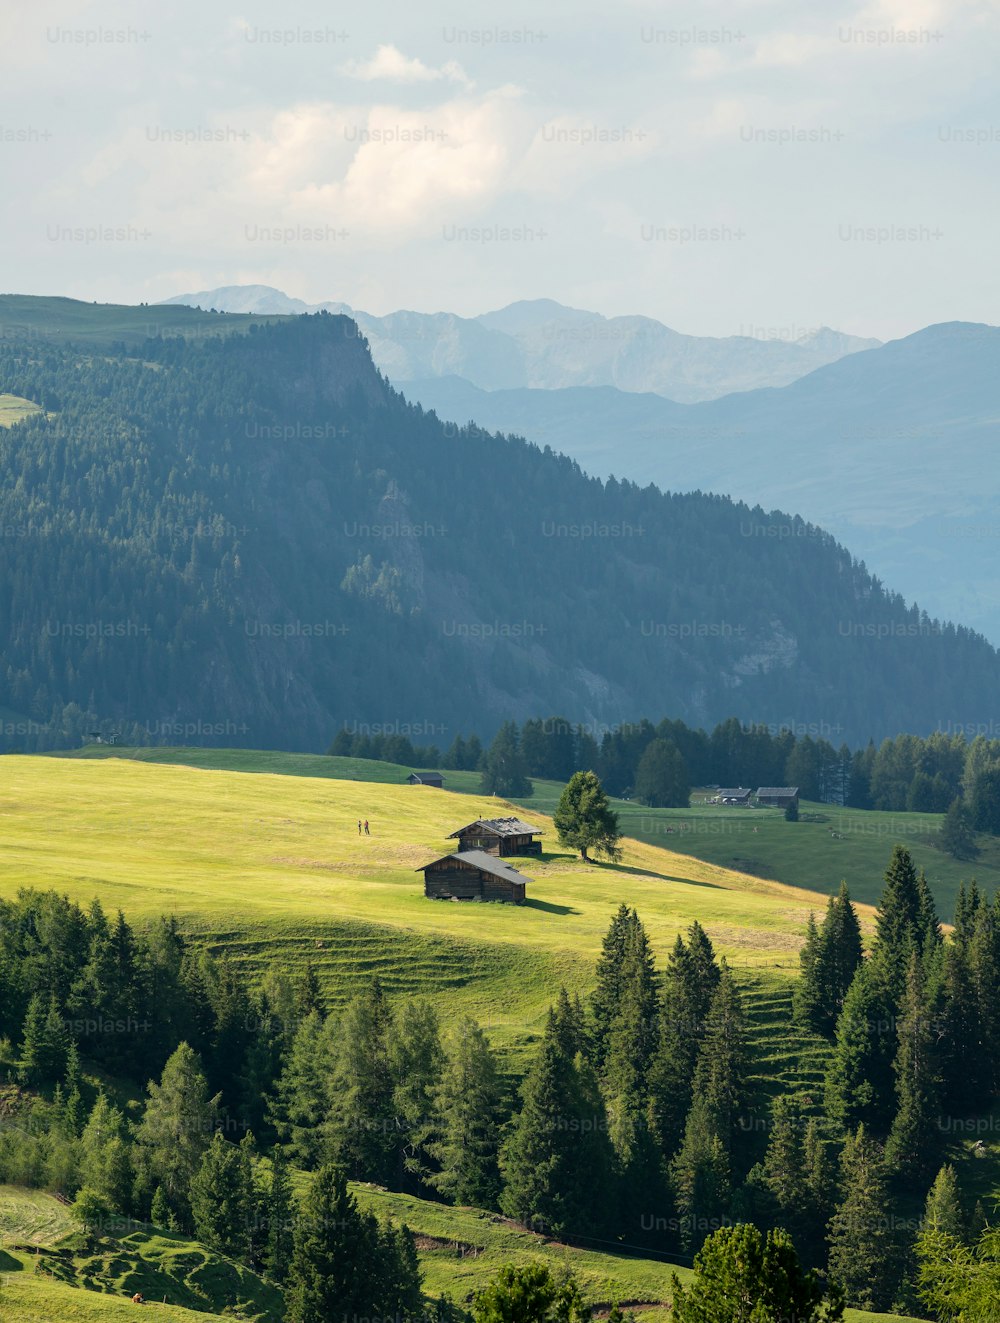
[0,393,43,428]
[0,1184,929,1323]
[4,755,845,1053]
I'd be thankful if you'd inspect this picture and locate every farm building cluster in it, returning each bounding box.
[417,816,542,905]
[710,786,799,807]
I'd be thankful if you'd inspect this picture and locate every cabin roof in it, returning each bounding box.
[417,850,533,885]
[447,817,543,839]
[755,786,800,797]
[408,770,444,781]
[717,787,752,798]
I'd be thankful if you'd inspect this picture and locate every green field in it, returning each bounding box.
[5,755,843,1054]
[0,1184,929,1323]
[512,784,997,917]
[55,746,998,917]
[0,294,291,350]
[0,393,43,427]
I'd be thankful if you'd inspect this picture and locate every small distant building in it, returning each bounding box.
[407,771,445,787]
[419,850,530,904]
[448,817,543,857]
[714,787,753,806]
[756,786,800,808]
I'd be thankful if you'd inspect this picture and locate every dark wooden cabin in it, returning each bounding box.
[407,771,445,787]
[755,786,800,808]
[419,850,530,904]
[447,817,543,857]
[714,787,752,805]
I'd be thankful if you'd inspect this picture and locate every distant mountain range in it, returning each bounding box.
[1,294,996,752]
[162,286,879,403]
[164,288,1000,643]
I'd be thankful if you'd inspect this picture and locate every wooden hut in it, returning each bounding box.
[407,771,445,787]
[755,786,800,808]
[447,817,543,857]
[419,850,530,904]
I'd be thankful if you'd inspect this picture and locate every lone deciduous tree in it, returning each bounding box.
[553,771,622,862]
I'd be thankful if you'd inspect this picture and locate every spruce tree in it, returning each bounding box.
[670,1224,845,1323]
[190,1131,254,1261]
[822,882,864,1029]
[827,1127,900,1312]
[324,978,396,1183]
[271,1009,336,1169]
[670,1092,731,1254]
[923,1163,964,1239]
[872,844,924,998]
[940,798,978,860]
[885,953,943,1187]
[500,1009,613,1237]
[428,1016,505,1209]
[19,991,69,1086]
[793,913,825,1031]
[692,961,749,1147]
[285,1166,375,1323]
[389,998,444,1192]
[266,1144,295,1284]
[134,1042,220,1221]
[824,960,897,1136]
[479,722,532,798]
[591,904,633,1065]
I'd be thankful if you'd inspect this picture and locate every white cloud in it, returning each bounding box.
[340,44,472,89]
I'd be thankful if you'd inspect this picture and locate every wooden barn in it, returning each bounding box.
[448,817,543,857]
[407,771,445,787]
[419,850,531,904]
[755,786,800,808]
[714,787,753,806]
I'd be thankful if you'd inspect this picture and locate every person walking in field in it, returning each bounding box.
[358,819,362,834]
[364,819,370,835]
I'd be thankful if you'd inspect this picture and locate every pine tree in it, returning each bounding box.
[150,1184,171,1228]
[938,940,987,1116]
[285,1166,375,1323]
[266,1145,295,1284]
[389,999,444,1192]
[670,1224,845,1323]
[591,904,634,1065]
[822,882,864,1029]
[885,953,943,1186]
[794,913,825,1030]
[692,962,749,1148]
[827,1127,900,1312]
[940,798,978,860]
[760,1096,809,1233]
[670,1092,731,1254]
[647,925,720,1163]
[824,960,897,1136]
[479,722,532,798]
[80,1092,133,1211]
[553,771,622,862]
[872,844,923,998]
[500,1009,613,1237]
[19,991,69,1085]
[271,1009,336,1169]
[428,1016,505,1209]
[190,1131,254,1261]
[923,1164,964,1239]
[62,1040,84,1137]
[325,978,396,1183]
[134,1042,221,1221]
[634,738,690,808]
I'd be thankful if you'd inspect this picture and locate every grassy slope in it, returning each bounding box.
[0,393,43,427]
[0,294,290,349]
[514,784,999,915]
[0,1185,927,1323]
[56,748,999,914]
[4,756,846,1053]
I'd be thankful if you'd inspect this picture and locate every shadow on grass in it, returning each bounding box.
[524,899,579,915]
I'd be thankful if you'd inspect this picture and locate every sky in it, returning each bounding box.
[2,0,999,339]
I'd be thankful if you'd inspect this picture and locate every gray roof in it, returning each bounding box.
[448,816,543,838]
[408,771,444,782]
[717,787,752,798]
[418,850,532,885]
[755,786,800,797]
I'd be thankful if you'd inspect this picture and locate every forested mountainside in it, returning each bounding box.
[0,299,996,752]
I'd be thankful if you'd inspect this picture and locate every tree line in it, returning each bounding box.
[3,850,998,1318]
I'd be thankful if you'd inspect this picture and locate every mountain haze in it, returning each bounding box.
[163,285,878,402]
[0,295,994,753]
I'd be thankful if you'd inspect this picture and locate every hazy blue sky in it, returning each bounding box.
[4,0,999,338]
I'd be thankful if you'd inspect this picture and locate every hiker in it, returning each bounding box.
[358,819,362,834]
[364,819,370,835]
